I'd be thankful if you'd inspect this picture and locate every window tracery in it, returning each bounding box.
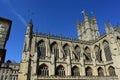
[86,67,92,76]
[103,41,112,61]
[74,46,80,61]
[63,44,70,59]
[72,66,80,76]
[108,66,116,76]
[98,67,104,76]
[94,45,102,62]
[37,41,46,59]
[51,42,59,60]
[84,47,92,61]
[55,65,65,76]
[38,64,49,76]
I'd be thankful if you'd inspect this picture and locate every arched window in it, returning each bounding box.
[108,66,116,76]
[94,45,102,62]
[74,46,80,61]
[51,42,59,60]
[103,40,112,61]
[38,64,49,76]
[86,67,92,76]
[98,67,104,76]
[55,65,65,76]
[72,66,80,76]
[84,47,92,61]
[63,44,70,59]
[37,40,46,59]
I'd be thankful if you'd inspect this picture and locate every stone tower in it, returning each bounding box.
[77,11,100,41]
[18,20,33,80]
[0,17,12,66]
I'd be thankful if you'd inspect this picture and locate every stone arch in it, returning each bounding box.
[55,65,65,76]
[63,43,70,58]
[94,45,102,62]
[50,41,58,49]
[50,41,59,60]
[85,66,92,76]
[102,40,112,61]
[102,40,109,47]
[71,66,80,76]
[84,46,92,61]
[97,67,104,76]
[37,40,46,59]
[38,64,49,76]
[108,66,116,76]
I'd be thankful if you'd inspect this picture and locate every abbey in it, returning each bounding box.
[18,11,120,80]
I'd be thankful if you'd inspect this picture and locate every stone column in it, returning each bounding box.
[50,53,55,76]
[91,46,96,67]
[46,39,51,58]
[80,48,85,76]
[93,67,98,76]
[103,65,107,76]
[58,42,64,59]
[67,51,71,76]
[31,52,37,80]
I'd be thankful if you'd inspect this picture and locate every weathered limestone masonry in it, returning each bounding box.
[18,11,120,80]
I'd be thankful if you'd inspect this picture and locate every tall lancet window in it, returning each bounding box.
[94,45,102,62]
[63,44,70,59]
[84,47,92,61]
[103,40,112,61]
[51,42,59,60]
[74,45,80,61]
[37,40,46,59]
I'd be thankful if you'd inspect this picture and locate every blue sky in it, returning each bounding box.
[0,0,120,62]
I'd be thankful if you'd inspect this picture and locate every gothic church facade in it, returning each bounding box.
[18,11,120,80]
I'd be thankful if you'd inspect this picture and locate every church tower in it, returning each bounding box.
[18,20,33,80]
[77,11,100,41]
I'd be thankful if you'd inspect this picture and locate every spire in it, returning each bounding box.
[108,21,114,32]
[28,19,33,27]
[82,10,89,22]
[91,13,97,24]
[26,19,33,35]
[29,19,32,24]
[104,22,109,34]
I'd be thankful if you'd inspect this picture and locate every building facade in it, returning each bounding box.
[0,17,12,66]
[0,60,20,80]
[18,11,120,80]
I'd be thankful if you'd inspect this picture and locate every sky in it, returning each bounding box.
[0,0,120,63]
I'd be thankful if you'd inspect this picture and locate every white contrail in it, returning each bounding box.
[11,9,27,26]
[1,0,27,26]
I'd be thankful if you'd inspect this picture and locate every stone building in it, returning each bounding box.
[0,60,20,80]
[18,11,120,80]
[0,17,12,66]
